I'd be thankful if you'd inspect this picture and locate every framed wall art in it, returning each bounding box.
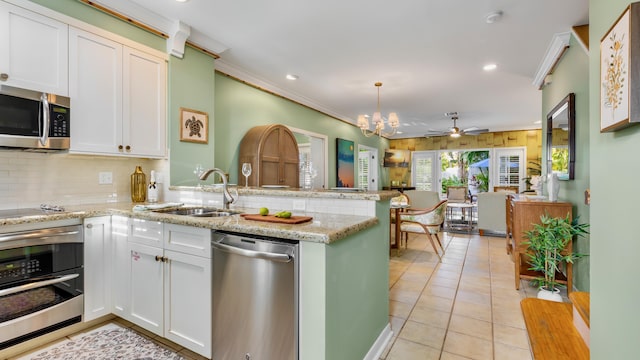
[600,3,640,132]
[336,138,355,188]
[180,107,209,143]
[383,149,410,168]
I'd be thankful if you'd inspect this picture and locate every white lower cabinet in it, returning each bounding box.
[112,218,212,358]
[127,241,164,334]
[83,216,112,321]
[111,215,130,319]
[164,249,211,356]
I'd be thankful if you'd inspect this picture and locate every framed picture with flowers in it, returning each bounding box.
[600,3,640,132]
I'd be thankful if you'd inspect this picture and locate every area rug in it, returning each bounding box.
[23,324,184,360]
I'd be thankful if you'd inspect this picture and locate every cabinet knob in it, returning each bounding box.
[0,73,8,81]
[86,224,93,229]
[118,145,123,151]
[125,145,131,151]
[155,255,163,262]
[163,256,169,263]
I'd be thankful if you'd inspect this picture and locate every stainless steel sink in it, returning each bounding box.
[153,207,238,217]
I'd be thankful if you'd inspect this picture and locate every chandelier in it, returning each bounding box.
[357,82,400,137]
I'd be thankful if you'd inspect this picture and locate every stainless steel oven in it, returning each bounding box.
[0,224,83,349]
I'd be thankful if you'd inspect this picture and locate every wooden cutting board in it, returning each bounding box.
[240,213,313,224]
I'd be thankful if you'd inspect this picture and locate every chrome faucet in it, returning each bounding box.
[199,168,235,209]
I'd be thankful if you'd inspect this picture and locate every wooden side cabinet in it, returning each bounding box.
[239,124,299,187]
[507,198,573,291]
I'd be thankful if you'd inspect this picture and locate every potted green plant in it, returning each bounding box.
[523,214,589,301]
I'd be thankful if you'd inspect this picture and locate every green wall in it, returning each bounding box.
[168,48,217,186]
[300,203,389,360]
[213,73,389,187]
[590,0,640,357]
[541,34,590,291]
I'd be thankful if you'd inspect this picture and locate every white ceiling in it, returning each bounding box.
[97,0,589,139]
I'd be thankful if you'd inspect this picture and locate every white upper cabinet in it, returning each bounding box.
[0,1,68,95]
[123,47,167,158]
[69,26,167,158]
[69,27,122,155]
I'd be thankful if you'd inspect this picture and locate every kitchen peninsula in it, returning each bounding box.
[0,188,398,360]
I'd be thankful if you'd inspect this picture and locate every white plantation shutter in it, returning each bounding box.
[358,151,370,190]
[494,148,525,191]
[411,151,437,191]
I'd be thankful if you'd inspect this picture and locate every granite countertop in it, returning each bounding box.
[170,185,400,201]
[0,203,378,244]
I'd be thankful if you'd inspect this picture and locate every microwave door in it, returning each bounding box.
[0,94,40,136]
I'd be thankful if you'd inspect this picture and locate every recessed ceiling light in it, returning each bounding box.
[483,63,497,71]
[175,0,189,3]
[396,131,403,134]
[485,11,503,24]
[286,74,299,80]
[534,120,542,124]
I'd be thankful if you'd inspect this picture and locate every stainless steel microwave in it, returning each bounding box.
[0,86,70,150]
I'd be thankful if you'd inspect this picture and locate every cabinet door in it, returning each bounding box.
[111,215,130,318]
[164,250,211,357]
[0,2,68,95]
[280,129,300,188]
[69,27,123,155]
[128,242,164,336]
[123,47,167,158]
[83,216,112,321]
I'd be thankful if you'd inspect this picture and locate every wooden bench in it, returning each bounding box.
[521,298,589,359]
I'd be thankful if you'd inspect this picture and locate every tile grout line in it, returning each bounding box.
[437,232,471,360]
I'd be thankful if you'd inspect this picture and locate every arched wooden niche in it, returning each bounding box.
[239,124,300,187]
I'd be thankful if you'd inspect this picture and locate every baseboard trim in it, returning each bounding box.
[362,323,393,360]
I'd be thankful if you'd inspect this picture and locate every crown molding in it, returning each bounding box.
[215,60,354,125]
[87,0,228,56]
[532,32,571,90]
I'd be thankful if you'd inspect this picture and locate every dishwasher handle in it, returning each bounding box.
[212,241,292,263]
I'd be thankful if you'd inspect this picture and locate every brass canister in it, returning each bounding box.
[131,166,147,202]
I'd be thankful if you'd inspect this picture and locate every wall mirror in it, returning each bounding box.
[289,126,328,189]
[547,93,575,180]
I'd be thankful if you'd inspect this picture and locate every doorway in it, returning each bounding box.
[357,144,378,190]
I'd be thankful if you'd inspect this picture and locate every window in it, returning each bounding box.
[493,148,525,191]
[411,151,437,191]
[358,145,378,190]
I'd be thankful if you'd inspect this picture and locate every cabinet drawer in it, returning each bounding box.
[129,218,163,247]
[163,224,211,258]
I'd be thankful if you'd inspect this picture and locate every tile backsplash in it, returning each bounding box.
[0,150,167,210]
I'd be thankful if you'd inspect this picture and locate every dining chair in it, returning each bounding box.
[446,186,468,203]
[399,200,448,260]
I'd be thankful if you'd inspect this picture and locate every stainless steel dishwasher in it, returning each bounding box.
[211,231,298,360]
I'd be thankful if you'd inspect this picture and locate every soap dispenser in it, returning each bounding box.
[148,170,158,203]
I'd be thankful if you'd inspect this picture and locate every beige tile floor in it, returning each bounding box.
[383,231,550,360]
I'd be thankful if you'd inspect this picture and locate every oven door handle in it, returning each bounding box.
[0,230,80,244]
[0,273,79,297]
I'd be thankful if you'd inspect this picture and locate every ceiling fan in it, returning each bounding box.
[424,112,489,138]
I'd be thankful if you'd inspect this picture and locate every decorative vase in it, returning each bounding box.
[131,166,147,202]
[537,287,563,302]
[547,173,560,201]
